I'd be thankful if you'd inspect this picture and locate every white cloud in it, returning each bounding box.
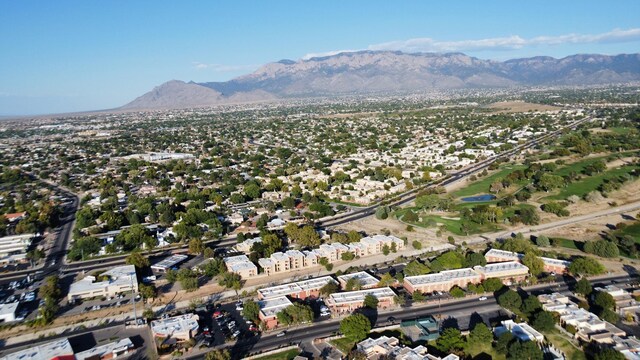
[302,28,640,59]
[192,62,258,72]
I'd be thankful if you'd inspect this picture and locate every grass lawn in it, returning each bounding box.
[250,348,300,360]
[329,338,356,354]
[546,164,640,200]
[542,328,586,360]
[451,165,526,198]
[615,222,640,244]
[394,209,501,236]
[553,237,580,250]
[465,342,506,360]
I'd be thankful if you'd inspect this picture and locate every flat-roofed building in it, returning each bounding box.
[338,271,380,290]
[151,254,188,273]
[326,287,396,314]
[594,285,640,316]
[0,302,18,323]
[403,268,482,294]
[494,320,544,342]
[257,276,337,300]
[1,338,74,360]
[232,237,262,253]
[285,250,305,270]
[151,313,200,342]
[224,254,258,278]
[303,250,319,267]
[0,234,35,264]
[474,261,529,284]
[258,296,293,329]
[68,265,138,301]
[356,335,459,360]
[75,337,135,360]
[485,248,570,274]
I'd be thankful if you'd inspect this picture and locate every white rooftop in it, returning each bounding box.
[75,337,134,360]
[404,268,481,286]
[151,313,199,337]
[257,276,337,299]
[328,287,396,305]
[484,248,521,260]
[0,301,18,318]
[69,265,136,296]
[259,296,293,318]
[151,254,188,270]
[474,261,529,276]
[1,338,74,360]
[337,271,379,287]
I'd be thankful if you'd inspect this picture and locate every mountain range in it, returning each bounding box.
[122,51,640,109]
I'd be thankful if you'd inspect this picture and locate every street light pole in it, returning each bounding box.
[131,275,138,326]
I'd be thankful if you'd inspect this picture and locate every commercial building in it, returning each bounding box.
[258,296,293,329]
[356,336,459,360]
[0,233,36,264]
[75,337,135,360]
[257,276,337,300]
[0,301,18,323]
[1,338,75,360]
[150,254,188,273]
[223,254,258,278]
[151,313,200,342]
[325,287,396,314]
[338,271,380,290]
[484,249,570,274]
[67,265,138,301]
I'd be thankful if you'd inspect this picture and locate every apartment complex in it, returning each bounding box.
[403,261,528,294]
[326,287,396,314]
[67,265,138,301]
[257,276,337,300]
[256,234,404,275]
[484,249,570,274]
[223,254,258,278]
[151,313,200,342]
[594,285,640,317]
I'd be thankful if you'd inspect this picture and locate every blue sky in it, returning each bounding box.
[1,1,639,115]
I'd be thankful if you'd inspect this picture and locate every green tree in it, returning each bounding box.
[188,238,206,255]
[242,300,260,322]
[593,291,615,310]
[377,273,396,287]
[468,322,493,346]
[575,278,592,296]
[39,275,61,301]
[594,349,625,360]
[345,278,364,291]
[205,349,231,360]
[125,250,150,268]
[340,313,371,342]
[464,252,487,267]
[363,294,379,309]
[319,281,339,296]
[498,289,522,312]
[535,235,550,247]
[139,284,157,300]
[412,240,422,250]
[532,311,555,331]
[495,332,514,354]
[522,252,544,276]
[218,272,243,294]
[435,327,465,353]
[403,260,430,276]
[449,286,465,298]
[482,277,505,292]
[569,257,605,276]
[521,296,542,317]
[382,244,390,255]
[507,340,543,360]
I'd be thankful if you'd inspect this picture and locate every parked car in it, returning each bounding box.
[276,331,286,337]
[478,296,488,301]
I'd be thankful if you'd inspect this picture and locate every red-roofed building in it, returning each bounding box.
[3,212,26,223]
